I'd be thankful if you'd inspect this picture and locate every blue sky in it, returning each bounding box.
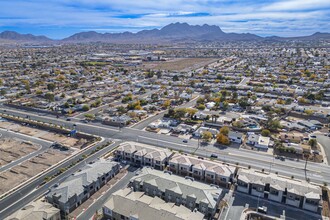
[0,0,329,39]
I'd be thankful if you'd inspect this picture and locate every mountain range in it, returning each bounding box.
[0,22,329,44]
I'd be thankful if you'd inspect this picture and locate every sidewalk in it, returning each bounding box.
[318,143,328,165]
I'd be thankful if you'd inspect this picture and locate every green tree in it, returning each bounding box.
[47,83,56,91]
[174,108,187,119]
[202,131,213,142]
[45,92,55,102]
[308,139,317,148]
[82,104,90,111]
[216,133,230,145]
[84,114,95,120]
[238,97,250,108]
[261,129,271,137]
[196,104,206,110]
[267,119,281,132]
[220,126,229,136]
[163,100,171,109]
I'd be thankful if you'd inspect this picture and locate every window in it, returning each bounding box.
[238,181,247,187]
[270,190,278,196]
[306,199,318,205]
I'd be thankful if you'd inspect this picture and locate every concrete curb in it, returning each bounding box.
[318,143,328,165]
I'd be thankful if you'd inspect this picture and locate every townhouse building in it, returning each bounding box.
[129,167,224,218]
[115,142,174,170]
[103,188,204,220]
[46,158,120,214]
[5,200,61,220]
[236,169,321,212]
[168,154,236,187]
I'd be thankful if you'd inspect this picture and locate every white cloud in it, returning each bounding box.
[261,0,330,11]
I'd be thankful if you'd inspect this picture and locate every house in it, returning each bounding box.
[193,112,208,120]
[228,131,243,144]
[180,92,192,100]
[115,142,174,170]
[46,158,120,214]
[193,127,218,138]
[279,132,306,143]
[205,102,216,109]
[297,120,316,131]
[236,169,321,212]
[247,134,271,150]
[103,115,131,126]
[129,167,224,218]
[103,188,204,220]
[168,154,236,187]
[282,143,311,155]
[5,200,61,220]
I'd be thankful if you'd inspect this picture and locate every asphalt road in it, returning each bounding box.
[0,128,52,172]
[1,106,330,218]
[0,139,122,219]
[1,107,330,186]
[316,134,330,163]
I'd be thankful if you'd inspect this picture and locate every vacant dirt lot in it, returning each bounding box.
[142,58,217,71]
[0,121,87,149]
[0,138,39,167]
[0,149,70,195]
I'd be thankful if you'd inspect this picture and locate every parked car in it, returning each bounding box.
[257,206,267,214]
[313,150,320,155]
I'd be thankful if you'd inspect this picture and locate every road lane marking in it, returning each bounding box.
[138,136,190,147]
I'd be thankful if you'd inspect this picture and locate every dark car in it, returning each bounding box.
[66,118,71,121]
[182,139,188,143]
[210,154,218,158]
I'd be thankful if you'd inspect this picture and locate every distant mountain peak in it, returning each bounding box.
[0,31,51,41]
[0,23,329,44]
